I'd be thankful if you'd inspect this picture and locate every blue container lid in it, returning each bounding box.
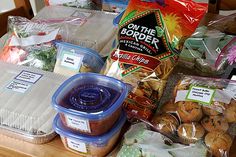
[52,73,128,120]
[53,112,126,144]
[55,41,104,72]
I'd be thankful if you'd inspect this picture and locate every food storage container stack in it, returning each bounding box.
[52,73,129,156]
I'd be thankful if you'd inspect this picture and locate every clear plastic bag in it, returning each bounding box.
[102,0,207,121]
[154,75,236,157]
[179,13,236,76]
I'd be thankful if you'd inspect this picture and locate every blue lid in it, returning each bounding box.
[52,73,128,120]
[113,9,125,27]
[53,112,126,144]
[55,41,104,72]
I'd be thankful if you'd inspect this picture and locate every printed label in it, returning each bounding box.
[61,52,83,70]
[15,71,42,84]
[6,80,31,93]
[67,138,87,153]
[186,86,216,105]
[65,115,90,132]
[232,75,236,81]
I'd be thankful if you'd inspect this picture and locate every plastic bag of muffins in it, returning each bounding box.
[101,0,207,121]
[150,75,236,157]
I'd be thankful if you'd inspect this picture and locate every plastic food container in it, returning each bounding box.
[54,42,104,77]
[52,73,128,136]
[0,61,67,144]
[53,113,126,157]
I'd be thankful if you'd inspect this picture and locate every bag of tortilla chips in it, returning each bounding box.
[102,0,207,120]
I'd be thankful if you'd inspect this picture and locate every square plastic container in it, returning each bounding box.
[53,42,104,77]
[52,73,128,136]
[53,112,126,157]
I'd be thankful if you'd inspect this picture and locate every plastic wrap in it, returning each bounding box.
[153,75,236,157]
[0,16,61,72]
[53,42,104,76]
[179,13,236,76]
[102,0,207,121]
[0,61,67,144]
[102,0,128,13]
[35,6,117,55]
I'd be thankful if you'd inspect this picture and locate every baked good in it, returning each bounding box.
[160,100,177,113]
[177,122,205,144]
[205,131,232,157]
[151,113,179,135]
[202,101,225,116]
[201,115,229,132]
[173,79,191,97]
[224,100,236,123]
[177,101,203,122]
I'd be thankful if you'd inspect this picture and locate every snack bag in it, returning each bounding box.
[154,75,236,157]
[102,0,207,120]
[179,13,236,76]
[0,16,61,72]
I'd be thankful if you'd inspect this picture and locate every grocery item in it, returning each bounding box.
[52,73,128,136]
[102,0,207,121]
[0,61,67,144]
[117,122,209,157]
[54,42,104,77]
[44,0,98,9]
[179,13,236,76]
[102,0,128,13]
[35,6,117,55]
[53,113,126,157]
[0,16,60,72]
[157,75,236,157]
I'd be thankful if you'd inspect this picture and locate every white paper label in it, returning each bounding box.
[61,53,83,70]
[67,138,87,153]
[48,0,75,5]
[186,86,215,105]
[15,71,42,84]
[6,80,31,93]
[65,115,90,132]
[232,75,236,81]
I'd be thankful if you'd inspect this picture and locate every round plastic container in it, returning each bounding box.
[52,73,128,136]
[53,113,126,157]
[53,42,104,77]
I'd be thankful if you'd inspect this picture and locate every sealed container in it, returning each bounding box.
[0,61,67,144]
[53,113,126,157]
[54,42,104,77]
[52,73,128,136]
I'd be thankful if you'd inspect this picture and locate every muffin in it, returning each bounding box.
[151,113,179,135]
[160,100,177,113]
[201,115,229,132]
[224,100,236,123]
[202,101,225,116]
[205,131,232,157]
[177,101,203,122]
[177,122,205,144]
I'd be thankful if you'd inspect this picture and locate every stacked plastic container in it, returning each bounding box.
[52,73,128,156]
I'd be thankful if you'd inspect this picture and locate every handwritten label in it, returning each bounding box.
[186,86,215,105]
[15,71,42,84]
[61,53,83,70]
[65,115,90,132]
[67,138,87,153]
[6,80,31,93]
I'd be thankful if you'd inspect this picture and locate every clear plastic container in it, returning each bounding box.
[53,112,126,157]
[0,61,67,144]
[53,42,104,77]
[52,73,128,136]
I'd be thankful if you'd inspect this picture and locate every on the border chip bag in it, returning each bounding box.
[102,0,207,120]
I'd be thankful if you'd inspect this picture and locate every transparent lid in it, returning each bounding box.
[53,112,126,144]
[52,73,128,119]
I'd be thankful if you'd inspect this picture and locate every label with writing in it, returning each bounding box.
[61,52,83,70]
[65,115,90,132]
[186,86,216,105]
[67,138,87,153]
[15,71,42,84]
[6,80,31,93]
